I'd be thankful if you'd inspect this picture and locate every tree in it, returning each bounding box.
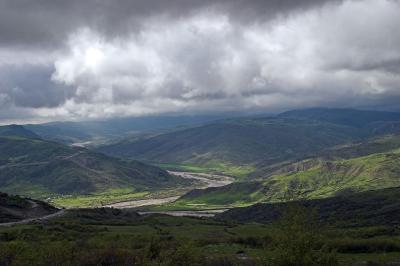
[268,204,338,266]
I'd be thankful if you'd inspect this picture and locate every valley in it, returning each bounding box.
[2,1,400,264]
[2,108,400,265]
[103,171,234,209]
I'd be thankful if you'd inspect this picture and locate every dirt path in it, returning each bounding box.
[106,171,234,209]
[0,209,65,227]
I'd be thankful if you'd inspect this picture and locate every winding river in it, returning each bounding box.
[105,171,234,216]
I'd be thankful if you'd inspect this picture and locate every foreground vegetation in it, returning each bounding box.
[1,205,399,265]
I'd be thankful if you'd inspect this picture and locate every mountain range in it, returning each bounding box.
[98,108,400,177]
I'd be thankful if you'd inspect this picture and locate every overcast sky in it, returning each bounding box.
[0,0,399,123]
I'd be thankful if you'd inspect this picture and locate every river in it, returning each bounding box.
[105,171,234,216]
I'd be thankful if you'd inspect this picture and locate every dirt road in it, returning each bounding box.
[0,209,65,227]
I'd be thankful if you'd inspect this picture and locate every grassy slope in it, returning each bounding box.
[169,143,400,209]
[250,134,400,179]
[0,136,184,202]
[265,149,400,201]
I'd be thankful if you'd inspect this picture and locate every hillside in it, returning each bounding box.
[217,186,400,227]
[98,117,366,174]
[0,192,58,223]
[170,145,400,209]
[0,135,183,200]
[250,133,400,179]
[98,109,400,177]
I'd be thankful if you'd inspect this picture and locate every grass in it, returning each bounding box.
[267,151,400,201]
[156,161,256,178]
[156,163,211,173]
[51,188,149,208]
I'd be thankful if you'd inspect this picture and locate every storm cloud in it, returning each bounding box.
[0,0,399,122]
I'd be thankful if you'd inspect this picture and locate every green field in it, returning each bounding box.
[156,162,255,178]
[51,188,149,208]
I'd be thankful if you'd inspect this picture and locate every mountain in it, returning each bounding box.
[98,108,400,177]
[171,136,400,209]
[217,186,400,227]
[0,192,58,223]
[279,108,400,128]
[0,125,40,139]
[25,114,227,144]
[98,117,366,173]
[0,132,181,199]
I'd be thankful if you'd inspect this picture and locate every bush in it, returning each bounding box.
[330,238,400,253]
[267,204,339,266]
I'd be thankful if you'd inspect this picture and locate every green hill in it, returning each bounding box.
[170,142,400,209]
[0,135,182,200]
[98,117,366,175]
[250,133,400,180]
[98,109,400,177]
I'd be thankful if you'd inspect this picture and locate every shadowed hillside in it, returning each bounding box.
[217,186,400,227]
[0,192,58,223]
[0,125,40,139]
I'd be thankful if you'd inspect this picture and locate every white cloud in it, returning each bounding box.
[1,0,400,122]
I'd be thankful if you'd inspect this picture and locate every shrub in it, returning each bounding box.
[267,204,339,266]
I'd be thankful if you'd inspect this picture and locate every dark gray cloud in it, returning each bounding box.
[0,0,341,49]
[0,64,75,108]
[0,0,399,123]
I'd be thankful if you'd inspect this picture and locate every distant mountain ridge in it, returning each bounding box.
[279,108,400,127]
[98,108,400,175]
[25,115,228,144]
[0,124,40,139]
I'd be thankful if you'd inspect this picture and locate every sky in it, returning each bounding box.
[0,0,399,123]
